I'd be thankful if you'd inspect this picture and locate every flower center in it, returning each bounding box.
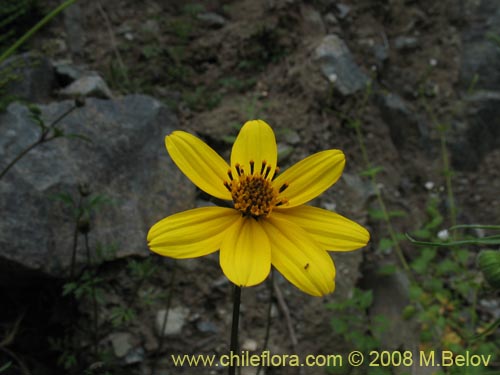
[224,161,288,218]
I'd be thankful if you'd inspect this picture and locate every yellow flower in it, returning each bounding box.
[147,120,369,296]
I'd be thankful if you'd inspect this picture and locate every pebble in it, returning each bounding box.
[155,306,190,336]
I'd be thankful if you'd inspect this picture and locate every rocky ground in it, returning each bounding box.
[1,0,499,374]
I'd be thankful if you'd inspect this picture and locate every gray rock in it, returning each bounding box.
[196,12,227,28]
[59,75,113,99]
[460,0,500,92]
[340,173,374,213]
[376,92,428,150]
[362,270,434,375]
[335,3,351,19]
[314,34,370,96]
[300,4,325,37]
[0,95,196,282]
[277,143,294,163]
[109,332,135,358]
[324,13,339,28]
[142,19,160,35]
[450,91,500,170]
[393,36,419,51]
[373,44,389,66]
[0,53,55,102]
[196,320,218,334]
[156,306,190,336]
[124,346,145,364]
[281,128,301,145]
[454,0,500,170]
[54,62,94,85]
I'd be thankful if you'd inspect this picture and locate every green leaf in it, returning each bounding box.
[368,208,385,220]
[0,362,12,373]
[52,127,65,137]
[478,250,500,289]
[387,210,407,218]
[330,316,348,334]
[360,166,384,177]
[377,238,393,252]
[221,135,237,144]
[356,289,373,309]
[450,224,500,231]
[377,264,397,275]
[435,259,458,275]
[62,282,78,296]
[64,133,92,143]
[49,192,74,206]
[409,284,423,300]
[456,248,470,265]
[406,234,500,247]
[411,228,431,239]
[411,248,436,274]
[110,306,136,327]
[402,305,417,319]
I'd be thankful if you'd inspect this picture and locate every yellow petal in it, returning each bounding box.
[166,131,231,200]
[261,216,335,296]
[273,206,370,251]
[231,120,277,180]
[272,150,345,208]
[148,207,239,258]
[220,216,271,287]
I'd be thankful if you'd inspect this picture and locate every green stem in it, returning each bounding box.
[0,137,44,180]
[439,129,457,230]
[84,232,98,357]
[0,0,78,64]
[0,104,77,180]
[228,285,241,375]
[353,122,411,273]
[70,195,83,279]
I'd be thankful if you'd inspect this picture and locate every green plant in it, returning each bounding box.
[327,288,389,375]
[109,305,136,328]
[167,18,193,42]
[0,362,12,373]
[0,0,77,64]
[183,86,221,110]
[181,3,205,17]
[406,216,499,374]
[0,100,88,179]
[0,0,38,54]
[219,76,257,93]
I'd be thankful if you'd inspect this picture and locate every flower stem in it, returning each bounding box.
[84,232,98,357]
[228,285,241,375]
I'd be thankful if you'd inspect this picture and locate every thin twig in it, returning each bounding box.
[228,285,242,375]
[256,272,274,375]
[151,265,177,375]
[272,280,304,375]
[95,1,130,86]
[272,280,297,349]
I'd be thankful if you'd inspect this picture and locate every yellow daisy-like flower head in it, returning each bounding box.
[147,120,369,296]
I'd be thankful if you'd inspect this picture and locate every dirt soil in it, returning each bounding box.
[4,0,500,374]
